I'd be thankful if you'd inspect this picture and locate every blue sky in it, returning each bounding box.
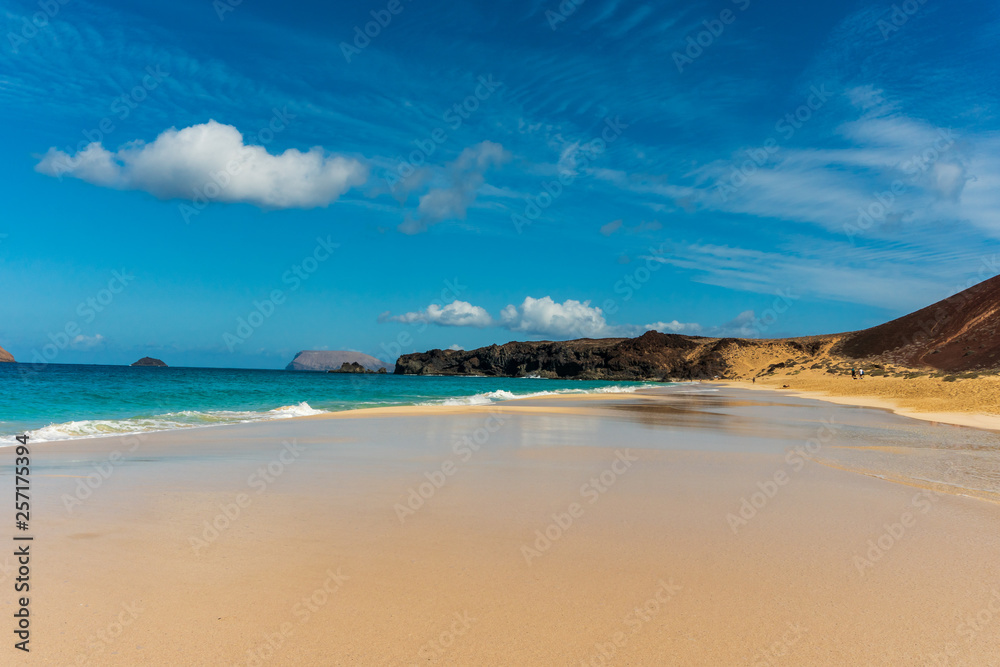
[1,0,998,369]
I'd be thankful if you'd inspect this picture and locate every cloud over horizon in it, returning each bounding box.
[381,296,758,340]
[35,120,369,209]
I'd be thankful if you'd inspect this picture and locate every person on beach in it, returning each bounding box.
[851,368,856,380]
[859,368,865,379]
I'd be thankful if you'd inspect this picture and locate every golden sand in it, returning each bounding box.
[10,389,1000,665]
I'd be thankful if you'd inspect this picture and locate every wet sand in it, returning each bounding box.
[6,386,1000,665]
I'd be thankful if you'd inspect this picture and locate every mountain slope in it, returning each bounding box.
[0,344,14,363]
[837,274,1000,371]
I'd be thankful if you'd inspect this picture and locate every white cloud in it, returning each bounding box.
[500,296,611,338]
[447,344,465,351]
[70,334,105,350]
[35,120,368,209]
[383,295,727,340]
[381,300,493,327]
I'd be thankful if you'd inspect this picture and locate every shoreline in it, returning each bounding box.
[716,380,1000,432]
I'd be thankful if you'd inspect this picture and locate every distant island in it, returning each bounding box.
[396,274,1000,381]
[131,357,167,367]
[0,344,14,363]
[286,350,393,373]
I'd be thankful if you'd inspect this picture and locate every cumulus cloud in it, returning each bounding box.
[399,141,510,234]
[500,296,610,338]
[35,120,368,209]
[380,300,493,327]
[382,295,732,340]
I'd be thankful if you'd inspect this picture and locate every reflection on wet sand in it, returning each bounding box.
[515,386,1000,501]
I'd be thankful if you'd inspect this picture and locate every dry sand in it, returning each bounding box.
[720,369,1000,431]
[5,387,1000,665]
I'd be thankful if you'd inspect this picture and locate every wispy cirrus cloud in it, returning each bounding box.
[399,141,510,234]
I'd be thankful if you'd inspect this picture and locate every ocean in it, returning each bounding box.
[0,363,657,443]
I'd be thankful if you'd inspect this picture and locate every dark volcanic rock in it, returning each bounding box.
[0,344,13,363]
[395,331,733,380]
[329,362,367,374]
[395,274,1000,379]
[836,274,1000,371]
[131,357,167,367]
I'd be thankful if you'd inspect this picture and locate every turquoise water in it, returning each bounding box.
[0,363,657,443]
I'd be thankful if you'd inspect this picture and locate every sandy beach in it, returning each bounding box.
[6,385,1000,666]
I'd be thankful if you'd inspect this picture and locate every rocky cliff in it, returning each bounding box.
[394,331,828,380]
[286,350,393,373]
[0,344,14,363]
[395,274,1000,380]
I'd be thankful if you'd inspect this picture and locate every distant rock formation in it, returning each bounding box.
[0,344,14,363]
[329,362,366,373]
[286,350,394,373]
[328,361,389,374]
[131,357,167,367]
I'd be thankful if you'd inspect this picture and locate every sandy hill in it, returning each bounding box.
[0,344,14,363]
